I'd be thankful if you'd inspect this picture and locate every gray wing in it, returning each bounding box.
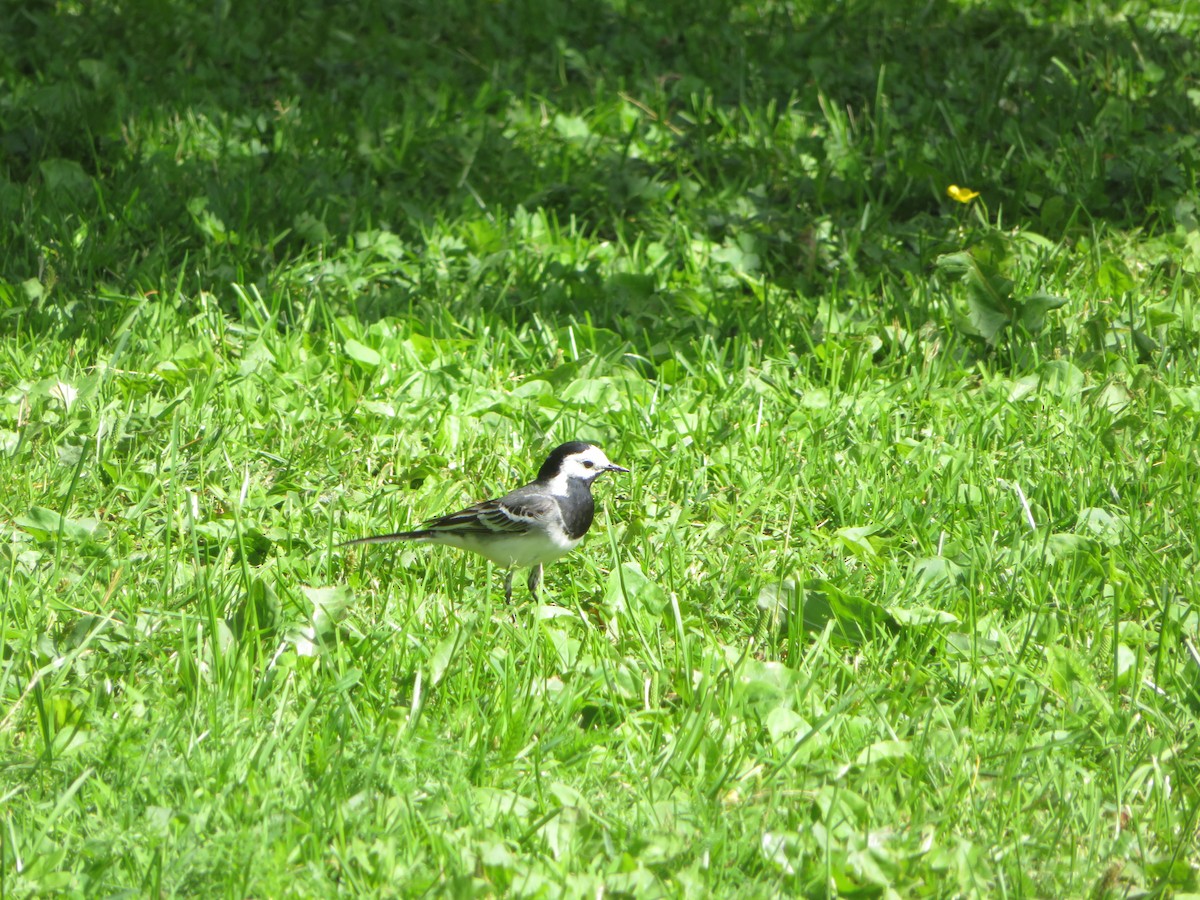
[422,484,558,536]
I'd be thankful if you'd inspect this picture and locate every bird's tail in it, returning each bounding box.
[339,530,430,547]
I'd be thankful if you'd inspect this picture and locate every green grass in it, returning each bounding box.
[3,0,1200,895]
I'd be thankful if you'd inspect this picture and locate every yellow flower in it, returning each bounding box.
[947,185,981,203]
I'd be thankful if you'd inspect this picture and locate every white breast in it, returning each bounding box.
[421,531,583,568]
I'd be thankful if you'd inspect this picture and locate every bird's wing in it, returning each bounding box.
[423,487,557,536]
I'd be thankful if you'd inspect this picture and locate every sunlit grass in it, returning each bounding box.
[3,0,1200,895]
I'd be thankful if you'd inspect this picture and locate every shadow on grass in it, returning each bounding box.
[2,0,1196,333]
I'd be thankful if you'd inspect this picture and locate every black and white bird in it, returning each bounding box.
[343,442,628,602]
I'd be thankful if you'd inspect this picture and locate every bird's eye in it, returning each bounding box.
[582,460,594,468]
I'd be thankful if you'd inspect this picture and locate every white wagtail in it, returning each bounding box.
[343,442,628,602]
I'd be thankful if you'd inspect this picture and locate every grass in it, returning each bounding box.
[2,0,1200,895]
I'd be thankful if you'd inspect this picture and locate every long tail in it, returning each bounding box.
[339,530,430,547]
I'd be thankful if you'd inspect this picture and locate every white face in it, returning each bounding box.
[548,446,625,493]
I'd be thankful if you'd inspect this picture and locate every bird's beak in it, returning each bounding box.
[607,462,630,473]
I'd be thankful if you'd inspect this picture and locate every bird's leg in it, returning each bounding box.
[504,569,515,604]
[527,564,543,600]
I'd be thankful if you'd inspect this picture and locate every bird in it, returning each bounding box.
[343,442,629,602]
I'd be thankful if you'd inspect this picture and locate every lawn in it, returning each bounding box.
[2,0,1200,895]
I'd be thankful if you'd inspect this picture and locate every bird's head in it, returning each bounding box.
[538,441,629,489]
